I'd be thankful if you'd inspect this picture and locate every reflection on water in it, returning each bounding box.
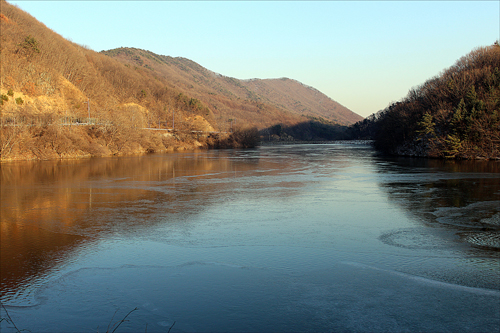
[374,157,500,251]
[1,150,304,302]
[1,145,499,332]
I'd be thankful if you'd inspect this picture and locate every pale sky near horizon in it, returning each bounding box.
[8,1,500,118]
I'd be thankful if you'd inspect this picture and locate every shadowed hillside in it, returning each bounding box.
[261,117,348,142]
[348,44,500,160]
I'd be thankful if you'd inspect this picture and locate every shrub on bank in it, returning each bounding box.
[0,113,210,161]
[206,127,260,149]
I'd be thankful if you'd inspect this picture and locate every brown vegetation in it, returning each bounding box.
[206,127,260,149]
[101,48,362,127]
[0,1,243,161]
[1,0,359,161]
[243,78,361,125]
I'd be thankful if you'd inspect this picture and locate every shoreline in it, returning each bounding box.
[0,140,373,163]
[260,139,374,146]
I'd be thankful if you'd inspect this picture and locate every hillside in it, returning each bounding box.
[0,1,235,130]
[349,44,500,160]
[0,0,360,161]
[101,47,362,127]
[242,78,360,125]
[0,0,257,161]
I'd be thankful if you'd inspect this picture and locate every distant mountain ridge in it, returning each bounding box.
[101,47,362,126]
[242,77,359,124]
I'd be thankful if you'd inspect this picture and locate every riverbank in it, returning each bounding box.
[261,139,374,146]
[0,126,201,163]
[0,124,260,163]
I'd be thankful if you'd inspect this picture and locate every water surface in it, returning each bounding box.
[1,144,499,332]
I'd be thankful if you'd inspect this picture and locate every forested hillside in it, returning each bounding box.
[349,44,500,160]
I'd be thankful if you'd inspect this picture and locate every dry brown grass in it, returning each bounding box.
[0,0,212,122]
[101,47,362,128]
[0,0,224,160]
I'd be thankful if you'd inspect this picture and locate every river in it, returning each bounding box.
[1,143,499,332]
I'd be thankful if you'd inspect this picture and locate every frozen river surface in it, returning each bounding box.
[1,144,499,332]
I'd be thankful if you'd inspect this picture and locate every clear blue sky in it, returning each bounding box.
[9,1,500,118]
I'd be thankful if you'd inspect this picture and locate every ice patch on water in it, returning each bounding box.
[481,212,500,226]
[378,228,452,250]
[342,261,500,296]
[462,231,500,249]
[178,261,247,269]
[433,201,500,228]
[431,201,500,249]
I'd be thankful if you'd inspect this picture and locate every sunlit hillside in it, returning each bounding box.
[1,0,228,161]
[101,48,362,127]
[0,1,214,126]
[0,0,362,161]
[243,78,361,125]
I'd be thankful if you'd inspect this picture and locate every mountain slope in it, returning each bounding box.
[242,77,360,125]
[101,47,362,126]
[0,0,241,160]
[1,0,362,161]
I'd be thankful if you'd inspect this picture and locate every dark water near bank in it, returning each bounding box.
[1,144,499,332]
